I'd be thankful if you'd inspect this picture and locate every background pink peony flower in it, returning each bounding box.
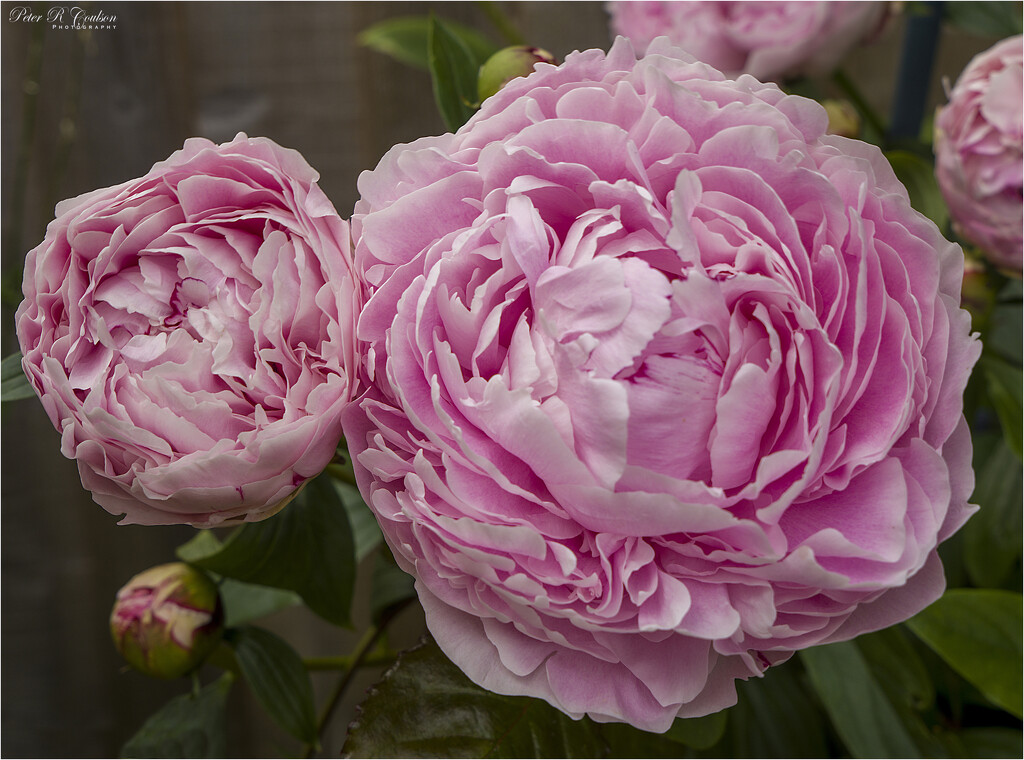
[16,133,360,527]
[344,37,980,732]
[607,1,886,81]
[934,35,1023,272]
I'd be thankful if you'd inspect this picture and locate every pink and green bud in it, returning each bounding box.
[478,46,556,102]
[110,562,223,679]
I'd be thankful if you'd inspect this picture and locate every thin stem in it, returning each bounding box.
[302,652,396,671]
[325,462,359,487]
[477,1,525,46]
[832,68,886,141]
[301,600,411,758]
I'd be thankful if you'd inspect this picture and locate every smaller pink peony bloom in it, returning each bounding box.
[607,1,886,81]
[16,133,361,527]
[934,35,1023,272]
[110,562,223,679]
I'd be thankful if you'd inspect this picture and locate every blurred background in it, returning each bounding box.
[0,2,1005,756]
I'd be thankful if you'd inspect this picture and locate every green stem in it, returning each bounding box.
[832,68,886,143]
[476,1,525,46]
[302,652,396,671]
[325,462,358,487]
[301,600,411,758]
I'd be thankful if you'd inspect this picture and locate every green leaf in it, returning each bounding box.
[334,479,383,563]
[342,637,606,758]
[1,352,35,402]
[359,15,497,71]
[885,150,949,230]
[219,578,301,628]
[856,627,953,757]
[370,553,416,625]
[599,722,693,758]
[227,625,317,744]
[120,673,233,758]
[801,640,920,758]
[716,659,832,758]
[428,15,481,132]
[177,530,223,562]
[981,354,1024,458]
[906,589,1023,718]
[987,299,1023,365]
[957,727,1024,759]
[942,1,1024,37]
[177,473,357,627]
[663,710,728,750]
[964,436,1023,588]
[856,625,935,711]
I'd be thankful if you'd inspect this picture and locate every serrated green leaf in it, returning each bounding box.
[1,352,35,402]
[428,15,481,132]
[801,640,920,758]
[964,436,1023,588]
[177,473,357,627]
[370,553,416,625]
[219,578,301,628]
[342,637,605,758]
[885,150,949,230]
[981,354,1023,458]
[906,589,1023,718]
[120,673,233,758]
[359,15,497,70]
[943,1,1024,37]
[228,625,317,744]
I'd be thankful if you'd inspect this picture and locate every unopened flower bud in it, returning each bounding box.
[960,254,994,325]
[823,100,861,138]
[110,562,223,679]
[478,46,556,102]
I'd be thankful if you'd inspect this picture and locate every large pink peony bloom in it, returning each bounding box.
[935,35,1023,272]
[607,1,886,81]
[17,133,360,527]
[344,38,980,731]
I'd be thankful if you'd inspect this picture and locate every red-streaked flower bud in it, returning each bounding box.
[478,45,556,102]
[110,562,223,679]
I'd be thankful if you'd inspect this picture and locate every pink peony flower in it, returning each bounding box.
[607,1,886,81]
[17,133,360,527]
[934,35,1023,271]
[344,38,980,732]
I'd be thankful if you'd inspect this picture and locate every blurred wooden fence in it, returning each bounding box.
[0,2,999,756]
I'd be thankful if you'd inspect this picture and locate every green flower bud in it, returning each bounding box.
[960,253,994,326]
[823,99,861,138]
[110,562,223,679]
[478,45,556,102]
